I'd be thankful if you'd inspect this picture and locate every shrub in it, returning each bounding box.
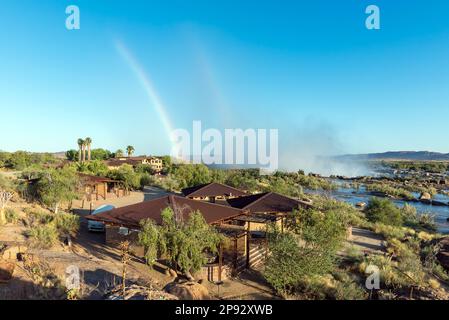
[0,174,15,191]
[372,223,408,240]
[34,167,80,213]
[264,231,304,294]
[401,204,436,231]
[137,208,222,276]
[366,183,414,200]
[27,224,59,249]
[54,212,80,235]
[4,208,19,224]
[107,164,141,190]
[365,198,403,226]
[265,209,347,294]
[139,173,153,189]
[26,209,53,226]
[294,273,367,300]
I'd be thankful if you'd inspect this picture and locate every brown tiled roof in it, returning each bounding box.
[86,195,246,228]
[182,183,247,198]
[105,159,141,167]
[226,192,311,214]
[78,173,119,185]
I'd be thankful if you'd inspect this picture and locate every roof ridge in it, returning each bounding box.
[211,182,248,194]
[242,192,271,209]
[184,182,246,197]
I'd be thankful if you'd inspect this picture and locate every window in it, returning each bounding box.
[118,227,129,236]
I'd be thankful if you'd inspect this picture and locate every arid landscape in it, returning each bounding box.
[1,149,449,300]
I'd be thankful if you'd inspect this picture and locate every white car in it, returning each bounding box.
[88,204,115,232]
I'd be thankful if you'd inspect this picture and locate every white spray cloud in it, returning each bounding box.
[278,119,369,177]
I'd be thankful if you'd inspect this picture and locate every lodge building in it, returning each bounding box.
[86,183,311,282]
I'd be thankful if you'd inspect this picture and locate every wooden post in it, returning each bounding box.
[218,242,223,282]
[281,217,284,233]
[234,237,238,271]
[246,222,250,268]
[265,236,269,260]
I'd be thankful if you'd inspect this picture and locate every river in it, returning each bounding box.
[306,180,449,234]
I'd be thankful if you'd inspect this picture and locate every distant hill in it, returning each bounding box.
[334,151,449,161]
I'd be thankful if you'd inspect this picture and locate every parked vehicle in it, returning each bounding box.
[88,204,115,232]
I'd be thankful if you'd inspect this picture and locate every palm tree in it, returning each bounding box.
[77,138,84,163]
[126,146,135,157]
[85,137,92,161]
[115,149,124,158]
[82,141,87,162]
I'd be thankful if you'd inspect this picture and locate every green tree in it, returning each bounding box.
[6,151,29,170]
[77,160,109,177]
[77,138,84,162]
[365,197,403,226]
[107,164,140,190]
[173,164,211,189]
[35,167,80,213]
[126,146,135,157]
[160,155,173,174]
[90,148,112,160]
[66,149,78,161]
[0,152,11,168]
[138,219,165,265]
[85,137,92,161]
[265,209,347,294]
[138,208,222,278]
[115,149,124,158]
[210,169,227,184]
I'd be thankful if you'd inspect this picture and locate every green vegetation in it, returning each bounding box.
[4,208,19,224]
[66,148,112,161]
[126,145,135,157]
[365,197,403,226]
[0,151,57,170]
[366,183,414,200]
[27,224,59,249]
[263,193,447,299]
[172,164,212,189]
[400,204,436,231]
[138,208,223,278]
[34,167,80,213]
[383,160,449,174]
[25,209,80,248]
[264,208,348,295]
[106,164,141,191]
[74,160,109,177]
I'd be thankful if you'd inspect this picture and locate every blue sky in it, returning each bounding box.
[1,0,449,159]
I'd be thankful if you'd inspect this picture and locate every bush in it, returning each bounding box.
[26,209,53,226]
[4,208,19,224]
[366,183,414,200]
[294,273,367,300]
[27,224,59,249]
[264,231,304,294]
[365,198,403,226]
[265,209,347,294]
[54,212,80,235]
[138,208,223,275]
[401,204,436,231]
[34,167,80,213]
[372,223,408,240]
[107,164,141,190]
[139,173,153,189]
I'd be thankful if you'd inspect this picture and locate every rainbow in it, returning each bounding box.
[114,39,175,143]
